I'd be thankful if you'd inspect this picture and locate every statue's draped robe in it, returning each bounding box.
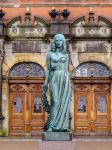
[44,52,71,131]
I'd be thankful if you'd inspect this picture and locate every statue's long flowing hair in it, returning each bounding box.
[50,34,66,54]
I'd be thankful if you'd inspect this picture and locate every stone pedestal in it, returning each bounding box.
[38,141,76,150]
[42,132,73,141]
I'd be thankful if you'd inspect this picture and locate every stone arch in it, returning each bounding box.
[34,16,49,26]
[8,62,45,77]
[6,15,49,27]
[77,53,112,71]
[3,54,46,76]
[72,61,110,77]
[5,16,21,27]
[71,14,112,26]
[71,16,85,26]
[5,15,49,38]
[98,15,112,26]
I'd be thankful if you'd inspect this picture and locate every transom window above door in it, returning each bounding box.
[73,62,110,77]
[9,62,45,77]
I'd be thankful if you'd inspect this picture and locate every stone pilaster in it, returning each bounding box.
[0,9,5,129]
[0,55,4,128]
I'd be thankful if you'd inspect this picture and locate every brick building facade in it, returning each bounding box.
[0,0,112,136]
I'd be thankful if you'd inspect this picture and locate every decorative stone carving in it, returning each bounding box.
[72,26,111,37]
[71,13,111,38]
[72,41,112,53]
[6,17,48,38]
[12,41,47,53]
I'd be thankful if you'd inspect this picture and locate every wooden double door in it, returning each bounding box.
[74,77,111,136]
[9,77,111,136]
[9,78,45,136]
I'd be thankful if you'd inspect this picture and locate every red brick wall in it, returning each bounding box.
[0,0,112,3]
[0,0,112,23]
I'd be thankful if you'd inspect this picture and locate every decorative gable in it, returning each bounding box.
[5,12,49,39]
[71,12,112,38]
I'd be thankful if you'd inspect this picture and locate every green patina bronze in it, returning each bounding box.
[42,34,71,132]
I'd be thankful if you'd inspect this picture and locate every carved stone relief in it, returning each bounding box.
[72,41,112,53]
[72,26,111,37]
[12,40,49,53]
[72,19,111,37]
[7,20,48,38]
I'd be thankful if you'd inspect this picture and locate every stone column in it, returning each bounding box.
[0,9,5,129]
[0,55,4,129]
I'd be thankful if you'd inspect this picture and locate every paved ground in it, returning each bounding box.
[0,137,112,150]
[76,141,112,150]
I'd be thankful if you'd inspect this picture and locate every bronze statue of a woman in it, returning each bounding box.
[42,34,71,132]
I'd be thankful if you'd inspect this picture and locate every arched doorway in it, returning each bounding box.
[72,62,111,136]
[8,62,45,136]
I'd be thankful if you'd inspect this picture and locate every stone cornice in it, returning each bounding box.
[0,3,112,7]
